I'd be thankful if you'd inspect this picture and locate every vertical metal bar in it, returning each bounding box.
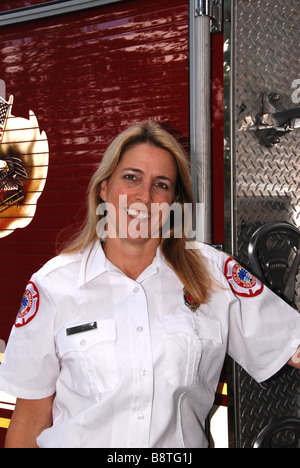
[229,0,237,257]
[189,0,212,244]
[195,0,209,16]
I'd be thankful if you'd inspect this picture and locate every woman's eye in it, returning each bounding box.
[156,182,169,190]
[124,174,136,181]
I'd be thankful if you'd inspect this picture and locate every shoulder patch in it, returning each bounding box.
[224,257,263,298]
[15,281,40,327]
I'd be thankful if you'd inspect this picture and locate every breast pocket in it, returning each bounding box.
[162,315,222,387]
[56,319,118,395]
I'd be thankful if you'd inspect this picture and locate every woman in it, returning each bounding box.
[0,120,299,448]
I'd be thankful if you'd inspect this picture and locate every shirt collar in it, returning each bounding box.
[78,241,171,287]
[78,241,107,287]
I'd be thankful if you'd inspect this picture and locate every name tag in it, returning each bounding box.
[66,322,97,336]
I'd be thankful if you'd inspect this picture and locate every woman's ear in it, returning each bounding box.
[99,179,107,202]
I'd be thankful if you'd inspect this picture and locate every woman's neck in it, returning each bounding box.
[102,237,160,280]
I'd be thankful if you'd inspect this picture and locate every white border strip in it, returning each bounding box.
[0,0,123,26]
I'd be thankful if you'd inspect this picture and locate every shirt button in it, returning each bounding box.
[133,287,139,293]
[140,369,147,376]
[138,414,144,421]
[80,339,86,346]
[136,326,143,333]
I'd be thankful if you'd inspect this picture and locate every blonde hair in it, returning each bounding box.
[59,120,215,304]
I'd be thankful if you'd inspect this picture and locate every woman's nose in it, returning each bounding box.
[134,182,152,205]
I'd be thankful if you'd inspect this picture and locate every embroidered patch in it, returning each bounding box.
[15,281,40,327]
[224,257,263,298]
[183,287,200,312]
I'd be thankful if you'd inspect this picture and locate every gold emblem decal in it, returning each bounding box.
[0,95,49,238]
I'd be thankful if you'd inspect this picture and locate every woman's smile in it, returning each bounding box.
[126,206,152,221]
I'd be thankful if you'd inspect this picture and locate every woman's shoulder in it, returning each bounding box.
[190,241,227,266]
[34,250,83,284]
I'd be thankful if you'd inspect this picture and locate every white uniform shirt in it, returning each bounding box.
[0,242,300,448]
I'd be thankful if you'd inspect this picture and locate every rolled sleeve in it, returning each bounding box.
[226,274,300,382]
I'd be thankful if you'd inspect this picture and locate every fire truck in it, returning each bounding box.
[0,0,299,448]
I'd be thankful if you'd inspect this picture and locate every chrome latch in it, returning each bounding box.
[195,0,223,33]
[239,92,300,147]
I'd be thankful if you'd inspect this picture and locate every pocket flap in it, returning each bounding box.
[162,315,222,343]
[57,319,116,356]
[162,315,195,336]
[194,316,222,343]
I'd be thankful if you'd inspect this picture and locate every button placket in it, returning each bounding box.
[130,282,153,442]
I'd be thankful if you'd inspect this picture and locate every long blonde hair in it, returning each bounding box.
[59,120,215,304]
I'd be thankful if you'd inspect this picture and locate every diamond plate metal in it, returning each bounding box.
[231,0,300,448]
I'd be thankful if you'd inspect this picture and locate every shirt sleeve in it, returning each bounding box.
[220,253,300,383]
[0,272,59,399]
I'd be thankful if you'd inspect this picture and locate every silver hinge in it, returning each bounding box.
[194,0,223,33]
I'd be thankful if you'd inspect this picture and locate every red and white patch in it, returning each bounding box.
[15,281,39,327]
[224,257,263,298]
